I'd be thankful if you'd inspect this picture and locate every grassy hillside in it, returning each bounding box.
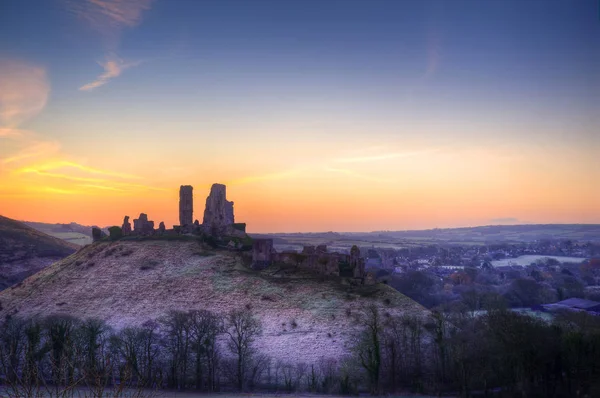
[0,215,78,290]
[0,239,426,363]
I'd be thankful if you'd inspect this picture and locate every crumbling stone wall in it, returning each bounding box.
[261,244,365,279]
[252,239,273,270]
[133,213,155,235]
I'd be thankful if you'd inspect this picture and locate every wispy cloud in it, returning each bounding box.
[33,160,142,179]
[2,141,61,165]
[228,169,303,185]
[41,186,79,195]
[0,58,164,198]
[19,169,107,183]
[79,54,141,91]
[78,184,125,191]
[325,168,396,183]
[67,0,153,90]
[334,148,440,163]
[67,0,154,31]
[17,161,166,193]
[0,60,49,128]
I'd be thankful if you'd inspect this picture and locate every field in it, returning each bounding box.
[252,224,600,254]
[23,221,97,246]
[491,255,587,267]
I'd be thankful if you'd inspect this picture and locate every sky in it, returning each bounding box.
[0,0,599,233]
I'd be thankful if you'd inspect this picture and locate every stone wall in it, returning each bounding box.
[252,239,273,270]
[133,213,155,235]
[260,244,365,279]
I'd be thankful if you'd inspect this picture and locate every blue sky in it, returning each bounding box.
[0,0,598,231]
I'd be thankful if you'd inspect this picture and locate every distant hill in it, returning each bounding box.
[0,239,425,363]
[0,215,78,290]
[22,221,104,246]
[252,224,600,252]
[370,224,600,243]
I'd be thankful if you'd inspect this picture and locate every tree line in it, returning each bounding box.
[1,304,599,397]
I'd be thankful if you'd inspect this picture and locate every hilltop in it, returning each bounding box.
[0,215,78,290]
[0,239,426,363]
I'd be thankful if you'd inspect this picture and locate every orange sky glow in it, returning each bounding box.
[1,0,599,232]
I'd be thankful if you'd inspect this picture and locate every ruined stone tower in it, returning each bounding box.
[202,183,234,229]
[179,185,193,227]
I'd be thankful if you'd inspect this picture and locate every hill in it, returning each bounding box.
[0,215,78,290]
[0,239,426,363]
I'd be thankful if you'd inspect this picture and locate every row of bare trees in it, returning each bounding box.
[352,305,600,397]
[0,308,266,397]
[3,305,600,397]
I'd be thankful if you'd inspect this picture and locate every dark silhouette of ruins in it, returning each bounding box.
[115,183,243,238]
[179,185,193,229]
[103,182,365,280]
[203,183,235,232]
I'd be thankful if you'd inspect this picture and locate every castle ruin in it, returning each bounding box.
[106,182,365,281]
[252,241,366,280]
[203,183,235,232]
[115,183,241,238]
[179,185,193,229]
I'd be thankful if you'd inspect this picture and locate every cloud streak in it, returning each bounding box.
[17,162,166,193]
[67,0,153,90]
[79,55,141,91]
[68,0,154,30]
[2,141,61,165]
[325,167,396,183]
[228,169,303,185]
[334,148,440,163]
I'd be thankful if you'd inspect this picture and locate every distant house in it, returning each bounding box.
[541,298,600,315]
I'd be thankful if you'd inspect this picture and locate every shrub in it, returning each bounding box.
[91,227,104,241]
[108,226,123,241]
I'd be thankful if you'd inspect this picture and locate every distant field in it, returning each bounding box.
[491,255,587,267]
[49,232,93,245]
[254,224,600,253]
[23,221,96,246]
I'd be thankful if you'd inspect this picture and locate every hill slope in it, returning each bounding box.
[0,239,426,363]
[0,215,78,290]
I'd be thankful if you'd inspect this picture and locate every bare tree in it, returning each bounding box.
[354,305,382,395]
[159,310,191,389]
[188,310,221,391]
[225,309,262,391]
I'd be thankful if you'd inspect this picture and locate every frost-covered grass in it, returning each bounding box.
[0,241,427,364]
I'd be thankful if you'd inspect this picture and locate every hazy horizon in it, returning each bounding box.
[17,215,600,235]
[1,0,599,232]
